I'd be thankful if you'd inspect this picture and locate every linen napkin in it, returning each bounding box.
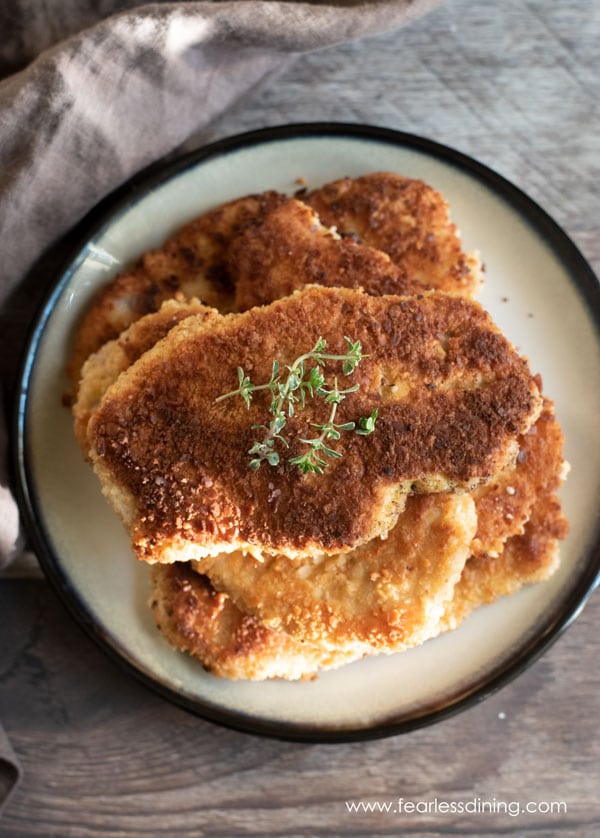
[0,0,443,811]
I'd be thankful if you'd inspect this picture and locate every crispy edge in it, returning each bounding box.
[67,191,287,392]
[232,198,426,310]
[472,396,567,558]
[73,299,219,455]
[149,562,363,680]
[306,172,483,297]
[200,493,477,651]
[439,491,569,634]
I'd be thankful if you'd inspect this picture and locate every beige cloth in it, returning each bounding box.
[0,724,21,814]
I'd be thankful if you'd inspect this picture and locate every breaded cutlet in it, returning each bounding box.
[232,199,426,310]
[199,492,476,651]
[67,190,286,390]
[150,563,362,680]
[306,172,483,298]
[439,489,569,635]
[152,484,567,680]
[198,398,566,646]
[73,299,221,455]
[87,285,542,564]
[436,395,569,633]
[471,396,567,559]
[150,489,566,681]
[69,172,481,392]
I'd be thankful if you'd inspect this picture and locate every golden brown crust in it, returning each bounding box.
[73,299,220,455]
[232,199,426,310]
[201,493,476,651]
[149,562,361,680]
[87,285,541,563]
[438,393,569,632]
[306,172,483,298]
[68,173,571,683]
[68,191,287,390]
[68,173,481,393]
[439,490,569,634]
[472,397,566,558]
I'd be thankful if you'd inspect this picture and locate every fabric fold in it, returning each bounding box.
[0,723,21,814]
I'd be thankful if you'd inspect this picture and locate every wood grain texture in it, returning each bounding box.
[1,580,599,835]
[2,0,600,834]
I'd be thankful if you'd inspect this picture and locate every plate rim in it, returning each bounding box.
[12,121,600,743]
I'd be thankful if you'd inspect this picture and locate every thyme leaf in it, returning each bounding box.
[216,337,377,474]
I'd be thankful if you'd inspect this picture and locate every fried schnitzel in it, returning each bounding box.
[199,398,566,649]
[471,396,566,558]
[439,491,568,634]
[86,286,541,563]
[152,457,568,681]
[150,481,566,681]
[306,172,483,298]
[69,172,482,392]
[69,171,569,683]
[199,492,476,651]
[150,562,362,680]
[232,199,426,310]
[73,298,219,455]
[68,191,286,390]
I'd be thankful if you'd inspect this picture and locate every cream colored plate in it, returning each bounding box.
[15,124,600,740]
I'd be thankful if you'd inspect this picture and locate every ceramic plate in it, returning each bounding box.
[15,124,600,742]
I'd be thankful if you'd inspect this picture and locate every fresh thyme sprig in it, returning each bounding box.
[289,378,379,474]
[215,337,377,473]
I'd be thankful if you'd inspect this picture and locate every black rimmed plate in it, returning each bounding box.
[14,123,600,742]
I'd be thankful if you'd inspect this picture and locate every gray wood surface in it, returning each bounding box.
[2,0,600,834]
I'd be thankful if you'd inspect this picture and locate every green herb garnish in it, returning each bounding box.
[215,337,377,473]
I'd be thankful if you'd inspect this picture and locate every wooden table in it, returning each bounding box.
[2,1,599,834]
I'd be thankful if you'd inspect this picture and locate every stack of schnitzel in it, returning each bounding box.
[70,173,569,680]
